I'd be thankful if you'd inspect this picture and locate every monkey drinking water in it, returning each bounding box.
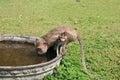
[35,26,93,77]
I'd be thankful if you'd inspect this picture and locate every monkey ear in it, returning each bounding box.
[36,38,38,41]
[34,38,40,45]
[36,38,39,43]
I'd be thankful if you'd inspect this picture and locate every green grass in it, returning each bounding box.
[0,0,120,80]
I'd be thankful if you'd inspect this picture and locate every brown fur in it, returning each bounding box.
[35,26,93,77]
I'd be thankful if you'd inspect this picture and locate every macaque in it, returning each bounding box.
[54,32,68,56]
[35,26,93,77]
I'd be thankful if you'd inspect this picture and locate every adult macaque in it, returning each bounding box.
[35,26,93,77]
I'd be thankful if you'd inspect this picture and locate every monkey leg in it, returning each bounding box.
[60,46,66,55]
[56,45,65,56]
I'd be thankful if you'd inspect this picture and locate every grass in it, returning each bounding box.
[0,0,120,80]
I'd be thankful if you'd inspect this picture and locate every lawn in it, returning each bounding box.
[0,0,120,80]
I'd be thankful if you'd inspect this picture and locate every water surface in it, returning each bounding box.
[0,41,56,66]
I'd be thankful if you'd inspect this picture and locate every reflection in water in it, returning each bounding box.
[0,41,56,66]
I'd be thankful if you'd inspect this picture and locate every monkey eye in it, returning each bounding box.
[43,42,47,45]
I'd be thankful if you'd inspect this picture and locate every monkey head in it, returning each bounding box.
[59,32,68,43]
[35,38,48,55]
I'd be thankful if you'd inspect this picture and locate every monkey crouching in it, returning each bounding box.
[35,26,94,77]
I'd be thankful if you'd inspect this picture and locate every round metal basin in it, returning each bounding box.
[0,34,62,80]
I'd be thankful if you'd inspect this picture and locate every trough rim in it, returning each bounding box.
[0,34,62,70]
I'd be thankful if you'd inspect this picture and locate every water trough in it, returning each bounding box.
[0,34,62,80]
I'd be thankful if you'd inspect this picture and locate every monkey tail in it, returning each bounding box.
[77,34,93,77]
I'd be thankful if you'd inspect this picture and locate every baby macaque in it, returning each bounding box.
[55,32,68,56]
[35,26,93,77]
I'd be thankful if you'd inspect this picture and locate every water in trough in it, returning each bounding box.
[0,41,56,66]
